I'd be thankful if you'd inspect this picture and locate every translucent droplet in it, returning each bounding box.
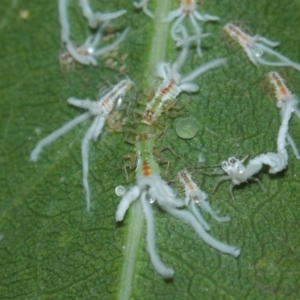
[176,117,198,139]
[149,198,155,204]
[114,96,123,110]
[115,186,126,196]
[146,193,155,204]
[253,46,263,57]
[87,46,94,54]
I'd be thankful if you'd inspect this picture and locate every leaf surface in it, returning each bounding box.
[1,0,300,299]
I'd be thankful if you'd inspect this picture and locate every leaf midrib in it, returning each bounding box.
[117,1,172,299]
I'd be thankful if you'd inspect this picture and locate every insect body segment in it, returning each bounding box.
[100,79,134,116]
[135,139,161,177]
[181,0,197,13]
[268,72,300,160]
[268,71,293,106]
[223,23,251,48]
[177,169,205,204]
[142,80,181,125]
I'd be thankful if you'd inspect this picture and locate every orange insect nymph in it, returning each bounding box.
[177,169,231,230]
[181,0,197,14]
[59,0,128,65]
[223,23,250,48]
[268,71,292,106]
[223,22,300,71]
[30,79,133,212]
[163,0,220,57]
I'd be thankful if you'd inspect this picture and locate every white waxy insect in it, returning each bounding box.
[218,153,288,199]
[269,71,300,160]
[163,0,220,57]
[78,0,126,28]
[212,92,298,199]
[116,176,241,277]
[30,79,134,212]
[218,97,297,196]
[214,156,265,200]
[115,185,127,196]
[115,171,182,279]
[116,139,240,278]
[59,0,129,66]
[142,26,226,125]
[177,170,230,231]
[133,0,154,19]
[224,23,300,71]
[205,72,300,200]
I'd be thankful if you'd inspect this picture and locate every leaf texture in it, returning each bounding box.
[0,0,300,299]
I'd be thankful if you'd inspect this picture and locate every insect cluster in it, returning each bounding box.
[30,0,300,279]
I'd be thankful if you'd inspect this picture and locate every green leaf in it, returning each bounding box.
[1,0,300,299]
